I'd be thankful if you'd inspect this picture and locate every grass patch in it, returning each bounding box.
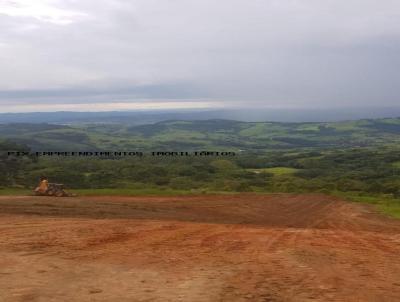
[249,167,300,175]
[392,161,400,169]
[0,188,32,195]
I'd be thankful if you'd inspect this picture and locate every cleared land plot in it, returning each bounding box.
[1,194,400,301]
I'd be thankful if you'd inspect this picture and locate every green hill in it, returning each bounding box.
[1,118,400,151]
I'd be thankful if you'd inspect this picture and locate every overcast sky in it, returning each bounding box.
[0,0,399,112]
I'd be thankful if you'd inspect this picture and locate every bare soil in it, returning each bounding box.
[1,194,400,302]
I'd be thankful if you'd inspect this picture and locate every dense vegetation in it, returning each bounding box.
[1,117,400,199]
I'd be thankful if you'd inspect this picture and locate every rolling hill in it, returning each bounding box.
[0,118,399,151]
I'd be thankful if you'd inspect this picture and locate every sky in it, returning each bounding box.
[0,0,399,112]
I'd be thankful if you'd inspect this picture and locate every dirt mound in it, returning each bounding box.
[1,194,400,301]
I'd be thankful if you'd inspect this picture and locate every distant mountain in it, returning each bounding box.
[1,107,400,124]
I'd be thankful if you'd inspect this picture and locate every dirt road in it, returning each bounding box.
[1,194,400,301]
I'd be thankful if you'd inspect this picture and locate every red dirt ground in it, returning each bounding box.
[1,194,400,301]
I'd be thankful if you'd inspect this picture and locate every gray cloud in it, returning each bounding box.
[0,0,400,111]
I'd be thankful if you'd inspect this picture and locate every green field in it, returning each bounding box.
[249,167,300,175]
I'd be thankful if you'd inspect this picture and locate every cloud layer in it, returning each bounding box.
[1,0,400,111]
